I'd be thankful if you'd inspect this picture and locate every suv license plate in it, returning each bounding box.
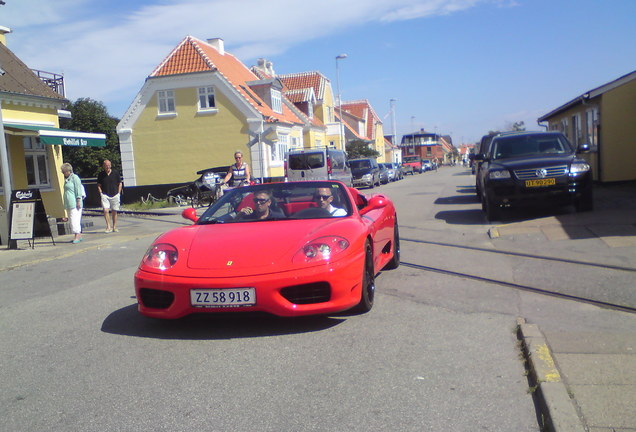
[525,178,556,187]
[191,288,256,308]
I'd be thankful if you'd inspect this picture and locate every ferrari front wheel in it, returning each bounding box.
[353,241,375,313]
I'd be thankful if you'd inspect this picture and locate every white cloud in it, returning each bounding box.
[3,0,485,116]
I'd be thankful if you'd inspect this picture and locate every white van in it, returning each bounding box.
[285,148,352,186]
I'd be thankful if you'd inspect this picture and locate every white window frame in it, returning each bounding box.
[157,90,176,114]
[23,136,51,188]
[198,86,216,111]
[271,89,282,114]
[572,113,582,146]
[560,118,569,138]
[586,107,599,147]
[291,137,301,150]
[271,133,289,163]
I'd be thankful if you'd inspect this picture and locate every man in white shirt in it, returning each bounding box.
[314,187,347,217]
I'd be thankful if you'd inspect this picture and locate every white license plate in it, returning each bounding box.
[190,288,256,308]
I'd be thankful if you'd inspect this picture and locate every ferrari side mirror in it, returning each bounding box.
[359,195,388,216]
[182,207,199,223]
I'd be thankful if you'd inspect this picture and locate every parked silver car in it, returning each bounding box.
[379,163,400,182]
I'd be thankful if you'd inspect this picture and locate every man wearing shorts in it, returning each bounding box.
[97,160,123,233]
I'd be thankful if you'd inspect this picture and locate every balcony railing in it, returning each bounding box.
[32,69,65,96]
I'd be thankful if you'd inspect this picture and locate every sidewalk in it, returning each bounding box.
[500,182,636,431]
[0,205,187,272]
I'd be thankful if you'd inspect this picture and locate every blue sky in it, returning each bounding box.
[2,0,635,144]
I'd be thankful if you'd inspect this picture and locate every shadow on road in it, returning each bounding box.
[101,304,345,340]
[435,209,486,225]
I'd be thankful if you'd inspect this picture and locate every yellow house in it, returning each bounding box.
[0,26,105,245]
[538,70,636,182]
[271,69,344,150]
[116,36,307,192]
[340,100,387,163]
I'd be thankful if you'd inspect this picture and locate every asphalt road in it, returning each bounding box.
[3,166,594,431]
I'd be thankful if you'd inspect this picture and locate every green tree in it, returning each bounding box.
[346,140,380,159]
[59,98,120,178]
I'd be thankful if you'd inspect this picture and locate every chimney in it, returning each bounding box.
[0,25,11,46]
[266,61,275,76]
[207,38,225,55]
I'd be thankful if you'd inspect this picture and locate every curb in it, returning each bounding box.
[517,317,585,432]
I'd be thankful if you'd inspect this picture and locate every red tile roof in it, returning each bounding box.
[150,36,303,125]
[278,71,328,100]
[341,99,382,140]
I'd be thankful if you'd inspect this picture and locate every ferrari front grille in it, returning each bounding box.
[280,282,331,304]
[139,288,175,309]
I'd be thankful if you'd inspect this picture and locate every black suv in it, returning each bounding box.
[349,158,380,188]
[475,131,593,221]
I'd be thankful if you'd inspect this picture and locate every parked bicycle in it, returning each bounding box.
[167,166,227,208]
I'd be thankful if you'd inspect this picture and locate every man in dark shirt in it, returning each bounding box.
[97,160,123,233]
[236,190,283,220]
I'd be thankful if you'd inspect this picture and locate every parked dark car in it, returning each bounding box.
[475,131,593,221]
[474,132,498,198]
[349,158,380,188]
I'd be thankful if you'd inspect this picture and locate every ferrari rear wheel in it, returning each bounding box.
[353,241,375,313]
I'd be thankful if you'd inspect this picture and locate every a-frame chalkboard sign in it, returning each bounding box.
[8,189,55,248]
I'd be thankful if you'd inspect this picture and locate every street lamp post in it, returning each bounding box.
[390,99,397,162]
[335,54,347,150]
[410,115,416,155]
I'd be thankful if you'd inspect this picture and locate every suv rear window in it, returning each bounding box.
[288,152,325,170]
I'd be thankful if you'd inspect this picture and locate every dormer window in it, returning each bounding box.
[271,89,282,114]
[198,86,216,110]
[157,90,176,114]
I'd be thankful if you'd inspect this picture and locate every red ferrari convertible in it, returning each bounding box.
[134,181,399,318]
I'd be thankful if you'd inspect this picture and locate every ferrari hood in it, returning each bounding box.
[182,218,350,271]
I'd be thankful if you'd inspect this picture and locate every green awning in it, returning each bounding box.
[3,123,106,147]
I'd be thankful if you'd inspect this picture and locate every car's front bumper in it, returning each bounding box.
[485,174,592,207]
[134,252,364,319]
[353,177,373,187]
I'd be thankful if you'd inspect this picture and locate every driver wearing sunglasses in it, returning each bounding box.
[237,190,284,220]
[314,187,347,217]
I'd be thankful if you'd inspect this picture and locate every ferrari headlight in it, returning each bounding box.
[142,243,178,270]
[293,236,350,264]
[489,170,511,180]
[570,162,590,174]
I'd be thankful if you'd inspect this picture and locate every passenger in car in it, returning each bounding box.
[313,187,347,217]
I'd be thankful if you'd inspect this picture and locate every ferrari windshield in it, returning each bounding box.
[490,133,574,160]
[197,181,352,224]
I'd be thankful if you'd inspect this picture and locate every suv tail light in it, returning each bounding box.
[327,155,333,175]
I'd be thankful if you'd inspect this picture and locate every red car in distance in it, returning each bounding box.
[134,181,400,319]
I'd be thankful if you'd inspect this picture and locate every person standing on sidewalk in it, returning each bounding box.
[97,159,123,233]
[60,163,83,244]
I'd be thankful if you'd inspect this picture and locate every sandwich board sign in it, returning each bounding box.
[8,189,55,248]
